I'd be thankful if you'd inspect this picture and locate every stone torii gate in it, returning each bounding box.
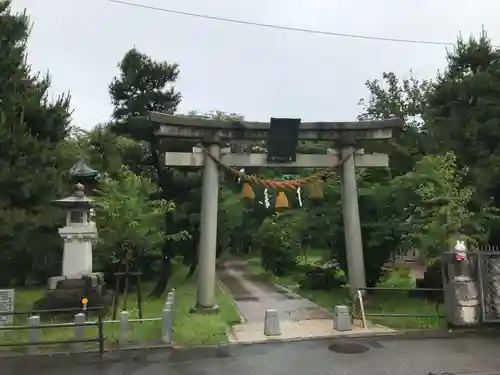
[151,112,403,312]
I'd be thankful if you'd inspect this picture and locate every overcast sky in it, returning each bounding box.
[11,0,500,130]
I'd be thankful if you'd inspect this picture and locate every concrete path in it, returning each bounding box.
[4,335,500,375]
[218,260,393,342]
[218,260,333,322]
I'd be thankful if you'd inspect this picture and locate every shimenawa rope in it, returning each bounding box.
[198,145,355,189]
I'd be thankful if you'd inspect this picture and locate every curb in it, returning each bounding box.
[225,326,499,347]
[216,279,246,324]
[0,343,177,360]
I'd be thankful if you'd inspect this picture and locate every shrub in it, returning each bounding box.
[410,258,443,302]
[298,264,346,290]
[252,217,300,276]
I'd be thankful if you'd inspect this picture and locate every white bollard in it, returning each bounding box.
[170,289,176,329]
[333,305,352,331]
[27,315,41,353]
[74,313,86,351]
[165,292,173,310]
[264,309,281,336]
[162,301,173,344]
[119,310,129,347]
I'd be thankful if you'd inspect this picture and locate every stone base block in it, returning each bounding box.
[189,304,220,314]
[48,272,104,290]
[35,274,112,316]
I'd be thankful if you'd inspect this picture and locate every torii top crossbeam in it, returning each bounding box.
[151,112,404,141]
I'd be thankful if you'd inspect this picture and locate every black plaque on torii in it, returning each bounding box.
[266,118,301,163]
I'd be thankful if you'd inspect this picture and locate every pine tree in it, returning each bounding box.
[109,48,183,296]
[423,32,500,243]
[0,1,75,286]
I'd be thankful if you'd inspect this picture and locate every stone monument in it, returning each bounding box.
[34,183,110,313]
[0,289,14,326]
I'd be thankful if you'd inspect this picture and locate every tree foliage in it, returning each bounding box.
[93,166,189,280]
[0,1,75,286]
[252,213,302,276]
[400,152,496,256]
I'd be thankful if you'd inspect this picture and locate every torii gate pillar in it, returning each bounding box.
[339,134,366,294]
[195,143,221,312]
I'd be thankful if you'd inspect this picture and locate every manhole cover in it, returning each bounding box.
[328,342,370,354]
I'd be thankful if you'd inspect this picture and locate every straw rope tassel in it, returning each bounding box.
[242,182,255,200]
[275,191,289,209]
[309,179,325,200]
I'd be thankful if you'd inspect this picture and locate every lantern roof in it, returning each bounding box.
[69,160,99,179]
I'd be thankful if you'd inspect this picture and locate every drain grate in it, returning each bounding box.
[328,342,370,354]
[234,296,259,301]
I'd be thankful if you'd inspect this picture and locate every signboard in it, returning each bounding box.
[0,289,15,326]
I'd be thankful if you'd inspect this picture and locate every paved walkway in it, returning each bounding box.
[218,260,393,343]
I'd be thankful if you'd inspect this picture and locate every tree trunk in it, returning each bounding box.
[186,237,198,279]
[149,242,173,297]
[186,260,197,278]
[148,143,175,298]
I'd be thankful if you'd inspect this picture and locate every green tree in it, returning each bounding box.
[75,123,147,177]
[399,152,496,257]
[423,34,500,242]
[358,71,431,176]
[0,1,76,286]
[108,48,183,296]
[362,32,500,247]
[93,166,188,277]
[326,172,405,287]
[252,213,302,276]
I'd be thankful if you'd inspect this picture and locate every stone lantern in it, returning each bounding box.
[33,183,111,313]
[56,183,97,274]
[46,183,101,290]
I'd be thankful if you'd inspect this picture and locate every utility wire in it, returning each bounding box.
[107,0,455,47]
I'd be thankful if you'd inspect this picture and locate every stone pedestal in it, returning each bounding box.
[59,221,97,278]
[35,275,112,315]
[47,273,104,290]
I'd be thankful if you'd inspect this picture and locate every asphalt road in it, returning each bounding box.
[3,335,500,375]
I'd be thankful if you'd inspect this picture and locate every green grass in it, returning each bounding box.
[247,256,445,330]
[1,263,241,352]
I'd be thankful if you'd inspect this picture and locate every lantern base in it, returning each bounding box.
[47,273,104,290]
[33,274,113,317]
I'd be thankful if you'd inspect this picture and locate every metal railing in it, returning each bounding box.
[0,288,177,354]
[113,288,176,347]
[353,287,445,329]
[0,306,104,355]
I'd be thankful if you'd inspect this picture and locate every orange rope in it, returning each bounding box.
[200,145,354,190]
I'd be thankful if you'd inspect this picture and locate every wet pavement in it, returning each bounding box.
[217,260,332,323]
[3,335,500,375]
